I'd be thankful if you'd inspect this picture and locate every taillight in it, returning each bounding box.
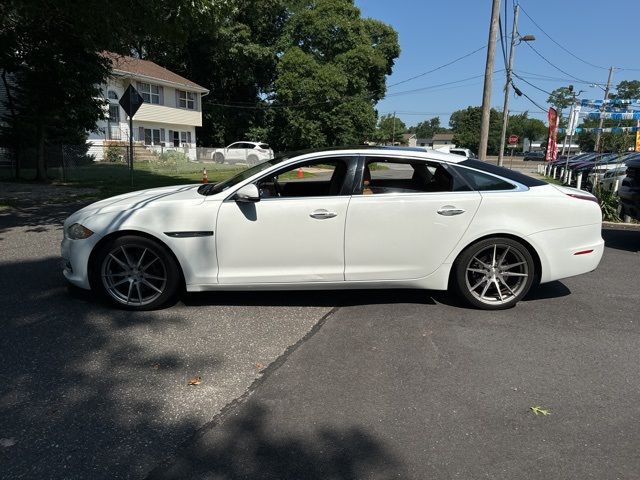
[566,193,598,203]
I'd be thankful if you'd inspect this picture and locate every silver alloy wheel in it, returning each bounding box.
[464,243,529,306]
[101,245,167,306]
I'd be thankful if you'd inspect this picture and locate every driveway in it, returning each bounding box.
[0,202,332,479]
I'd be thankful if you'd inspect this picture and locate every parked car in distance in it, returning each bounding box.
[61,147,604,312]
[619,156,640,221]
[212,141,274,165]
[598,164,628,191]
[448,148,476,159]
[523,151,545,161]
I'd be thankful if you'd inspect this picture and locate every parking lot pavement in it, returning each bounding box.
[150,226,640,480]
[0,204,332,479]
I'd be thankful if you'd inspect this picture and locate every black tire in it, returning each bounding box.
[247,154,259,165]
[91,235,181,310]
[452,237,536,310]
[214,152,225,164]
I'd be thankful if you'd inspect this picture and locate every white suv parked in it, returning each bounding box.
[212,142,274,165]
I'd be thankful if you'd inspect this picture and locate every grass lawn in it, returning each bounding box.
[49,160,246,199]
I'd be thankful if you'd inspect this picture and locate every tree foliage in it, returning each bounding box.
[373,114,406,144]
[547,87,574,115]
[269,0,399,150]
[449,107,503,155]
[409,118,443,139]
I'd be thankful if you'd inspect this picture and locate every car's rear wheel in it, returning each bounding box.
[452,237,535,310]
[93,235,181,310]
[247,154,259,165]
[214,152,224,164]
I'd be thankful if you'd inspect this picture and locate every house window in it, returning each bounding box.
[144,128,161,145]
[107,104,121,140]
[138,82,161,104]
[107,90,118,100]
[179,131,193,145]
[108,104,120,122]
[178,90,196,110]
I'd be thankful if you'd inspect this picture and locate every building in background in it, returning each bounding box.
[88,52,209,160]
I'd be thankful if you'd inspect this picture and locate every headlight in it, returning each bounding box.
[67,223,94,240]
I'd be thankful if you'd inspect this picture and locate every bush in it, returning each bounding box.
[595,187,621,222]
[105,145,126,163]
[158,150,189,165]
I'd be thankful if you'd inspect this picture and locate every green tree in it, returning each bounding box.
[507,112,547,151]
[612,80,640,100]
[449,106,503,155]
[547,87,574,116]
[0,0,209,180]
[410,117,443,139]
[374,114,406,144]
[269,0,400,150]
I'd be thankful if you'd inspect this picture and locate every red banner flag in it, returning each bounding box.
[546,107,559,161]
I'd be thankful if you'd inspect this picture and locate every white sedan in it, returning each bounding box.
[61,148,604,311]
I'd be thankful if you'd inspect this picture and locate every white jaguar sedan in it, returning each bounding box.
[61,148,604,310]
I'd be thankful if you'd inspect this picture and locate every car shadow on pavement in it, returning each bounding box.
[182,289,437,308]
[147,402,406,480]
[0,257,220,479]
[602,226,640,253]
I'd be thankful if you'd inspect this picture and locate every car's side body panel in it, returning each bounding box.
[215,196,350,284]
[344,192,481,280]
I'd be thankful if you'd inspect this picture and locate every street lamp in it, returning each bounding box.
[497,4,535,166]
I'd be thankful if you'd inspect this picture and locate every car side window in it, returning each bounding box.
[256,157,354,199]
[454,166,516,191]
[359,157,464,195]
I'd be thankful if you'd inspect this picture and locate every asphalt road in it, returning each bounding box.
[1,201,639,479]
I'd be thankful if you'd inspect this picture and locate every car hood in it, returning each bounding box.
[65,184,204,227]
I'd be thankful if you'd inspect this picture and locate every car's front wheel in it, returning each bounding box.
[452,237,535,310]
[93,235,181,310]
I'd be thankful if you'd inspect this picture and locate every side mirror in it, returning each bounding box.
[234,183,260,202]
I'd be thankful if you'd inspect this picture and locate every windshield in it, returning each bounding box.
[198,158,284,195]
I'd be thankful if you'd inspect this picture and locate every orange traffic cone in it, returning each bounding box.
[202,168,208,184]
[297,167,304,178]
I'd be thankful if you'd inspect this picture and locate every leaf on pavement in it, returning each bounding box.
[530,406,551,416]
[188,376,202,386]
[255,362,265,371]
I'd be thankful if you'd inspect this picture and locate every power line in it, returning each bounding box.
[512,72,552,95]
[522,41,594,84]
[511,81,548,112]
[387,45,486,88]
[386,71,503,97]
[518,5,608,71]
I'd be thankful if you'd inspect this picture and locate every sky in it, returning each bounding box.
[354,0,640,128]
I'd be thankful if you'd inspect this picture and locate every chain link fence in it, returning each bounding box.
[0,143,259,192]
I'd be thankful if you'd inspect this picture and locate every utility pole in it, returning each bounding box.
[594,66,614,152]
[391,111,397,145]
[497,4,520,167]
[478,0,501,161]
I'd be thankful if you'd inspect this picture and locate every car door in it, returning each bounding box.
[225,143,241,163]
[216,155,358,284]
[344,156,482,281]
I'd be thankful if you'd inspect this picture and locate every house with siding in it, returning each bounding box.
[88,52,209,160]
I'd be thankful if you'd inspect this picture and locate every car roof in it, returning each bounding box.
[276,146,467,164]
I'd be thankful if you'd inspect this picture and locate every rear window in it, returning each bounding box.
[459,159,546,187]
[258,143,270,149]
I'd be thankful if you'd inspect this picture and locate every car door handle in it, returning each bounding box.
[437,206,466,216]
[310,209,337,219]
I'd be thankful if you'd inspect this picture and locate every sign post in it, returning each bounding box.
[508,135,518,170]
[119,85,144,187]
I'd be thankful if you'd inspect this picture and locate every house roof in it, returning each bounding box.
[432,133,454,141]
[102,52,209,93]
